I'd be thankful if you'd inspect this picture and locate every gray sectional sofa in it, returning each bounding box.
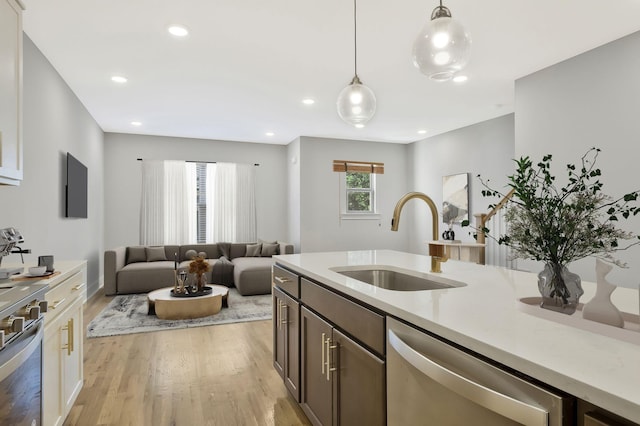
[104,241,293,296]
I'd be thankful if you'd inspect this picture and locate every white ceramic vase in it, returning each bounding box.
[582,259,624,328]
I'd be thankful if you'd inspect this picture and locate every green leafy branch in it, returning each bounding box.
[463,148,640,267]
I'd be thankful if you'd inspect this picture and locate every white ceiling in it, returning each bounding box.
[21,0,640,145]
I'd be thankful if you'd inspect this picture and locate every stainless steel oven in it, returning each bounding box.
[0,284,48,426]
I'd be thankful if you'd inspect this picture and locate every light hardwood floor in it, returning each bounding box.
[65,289,311,426]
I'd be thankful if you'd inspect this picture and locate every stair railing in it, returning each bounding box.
[473,189,515,266]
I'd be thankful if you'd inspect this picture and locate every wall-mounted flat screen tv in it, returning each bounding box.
[66,153,88,218]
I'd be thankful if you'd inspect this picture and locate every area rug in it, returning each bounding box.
[86,288,272,338]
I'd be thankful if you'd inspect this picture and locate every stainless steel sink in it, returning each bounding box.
[333,268,462,291]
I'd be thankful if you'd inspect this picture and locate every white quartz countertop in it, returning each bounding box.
[274,250,640,423]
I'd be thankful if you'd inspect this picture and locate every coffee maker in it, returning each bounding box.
[0,227,25,279]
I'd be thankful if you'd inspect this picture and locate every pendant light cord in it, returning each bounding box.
[353,0,358,78]
[353,0,358,77]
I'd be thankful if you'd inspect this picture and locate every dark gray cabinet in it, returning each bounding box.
[300,291,385,426]
[274,265,386,426]
[300,307,333,425]
[273,286,300,401]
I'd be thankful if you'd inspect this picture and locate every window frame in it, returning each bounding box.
[340,171,380,220]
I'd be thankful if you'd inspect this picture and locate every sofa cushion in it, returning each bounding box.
[127,246,147,264]
[245,243,262,257]
[146,246,168,262]
[229,243,248,260]
[231,257,274,295]
[179,244,219,261]
[261,243,279,257]
[117,261,176,294]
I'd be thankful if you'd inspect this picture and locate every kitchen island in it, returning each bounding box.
[273,250,640,424]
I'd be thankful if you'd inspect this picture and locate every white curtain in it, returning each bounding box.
[205,163,217,243]
[184,162,198,242]
[234,163,257,242]
[140,160,197,245]
[209,162,257,243]
[140,160,165,245]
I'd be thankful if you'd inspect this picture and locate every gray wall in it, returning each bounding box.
[406,114,515,255]
[287,138,301,251]
[515,31,640,288]
[103,133,289,249]
[297,136,409,252]
[0,36,104,297]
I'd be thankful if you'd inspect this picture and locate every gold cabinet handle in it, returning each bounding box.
[70,317,74,354]
[325,336,335,381]
[274,276,290,284]
[72,283,86,291]
[321,332,326,375]
[329,342,338,378]
[276,300,287,330]
[62,317,74,356]
[280,303,287,326]
[50,298,66,309]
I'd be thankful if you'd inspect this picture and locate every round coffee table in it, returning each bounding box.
[147,285,229,320]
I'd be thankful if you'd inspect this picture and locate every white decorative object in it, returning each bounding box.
[582,259,624,328]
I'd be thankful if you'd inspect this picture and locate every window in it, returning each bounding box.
[140,160,256,245]
[333,160,383,220]
[346,171,375,213]
[196,163,207,243]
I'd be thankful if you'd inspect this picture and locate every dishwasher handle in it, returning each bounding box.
[388,329,549,426]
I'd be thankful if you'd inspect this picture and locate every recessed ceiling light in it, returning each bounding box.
[302,98,315,105]
[265,132,275,136]
[111,75,128,83]
[418,129,427,134]
[355,124,365,129]
[168,25,189,37]
[452,75,468,83]
[131,121,142,126]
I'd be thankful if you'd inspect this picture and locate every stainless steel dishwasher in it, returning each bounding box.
[387,317,573,425]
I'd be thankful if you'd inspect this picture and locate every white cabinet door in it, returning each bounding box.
[63,299,83,415]
[43,298,84,426]
[0,0,23,185]
[43,316,65,426]
[42,264,86,426]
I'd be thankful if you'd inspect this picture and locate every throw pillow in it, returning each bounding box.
[261,243,279,257]
[245,243,262,257]
[146,246,167,262]
[198,251,208,259]
[258,238,277,245]
[127,246,146,264]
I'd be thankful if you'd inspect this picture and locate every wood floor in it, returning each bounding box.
[65,289,311,426]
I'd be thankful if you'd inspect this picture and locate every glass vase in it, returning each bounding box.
[537,263,584,315]
[196,273,207,293]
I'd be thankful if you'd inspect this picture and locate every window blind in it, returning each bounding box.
[332,160,384,174]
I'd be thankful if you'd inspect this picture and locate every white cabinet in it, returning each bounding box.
[42,263,87,426]
[0,0,24,186]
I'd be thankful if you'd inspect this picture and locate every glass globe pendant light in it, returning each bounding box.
[337,0,376,127]
[412,0,471,82]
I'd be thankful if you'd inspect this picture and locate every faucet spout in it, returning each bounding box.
[390,192,448,273]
